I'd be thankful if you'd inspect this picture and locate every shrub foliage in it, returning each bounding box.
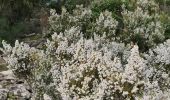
[1,0,170,100]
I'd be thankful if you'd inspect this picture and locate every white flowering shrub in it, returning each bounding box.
[153,39,170,65]
[1,33,170,99]
[49,5,118,39]
[144,39,170,83]
[1,0,170,100]
[144,39,170,75]
[122,0,165,51]
[0,40,58,99]
[48,0,166,52]
[49,5,92,34]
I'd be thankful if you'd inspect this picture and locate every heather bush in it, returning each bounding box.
[48,0,166,51]
[1,32,170,99]
[90,0,131,20]
[48,5,118,39]
[1,0,170,100]
[121,0,165,51]
[64,0,92,13]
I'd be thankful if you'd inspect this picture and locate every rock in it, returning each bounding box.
[43,94,52,100]
[18,84,31,99]
[0,70,32,99]
[0,70,16,88]
[0,89,8,100]
[0,70,12,75]
[0,85,2,89]
[0,70,15,79]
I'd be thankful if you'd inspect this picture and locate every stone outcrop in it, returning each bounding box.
[0,70,31,100]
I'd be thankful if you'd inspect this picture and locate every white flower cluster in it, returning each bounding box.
[48,29,125,99]
[49,5,92,33]
[122,45,146,84]
[2,27,170,99]
[122,0,165,45]
[49,5,118,38]
[48,0,165,50]
[96,11,118,36]
[1,40,36,74]
[153,39,170,65]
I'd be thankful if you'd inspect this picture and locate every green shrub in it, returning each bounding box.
[64,0,92,13]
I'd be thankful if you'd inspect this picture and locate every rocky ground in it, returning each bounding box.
[0,70,32,100]
[0,56,32,100]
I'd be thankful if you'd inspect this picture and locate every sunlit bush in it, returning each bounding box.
[1,0,170,99]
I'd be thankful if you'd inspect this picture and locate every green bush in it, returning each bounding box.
[64,0,92,13]
[91,0,123,18]
[0,0,46,45]
[0,17,23,44]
